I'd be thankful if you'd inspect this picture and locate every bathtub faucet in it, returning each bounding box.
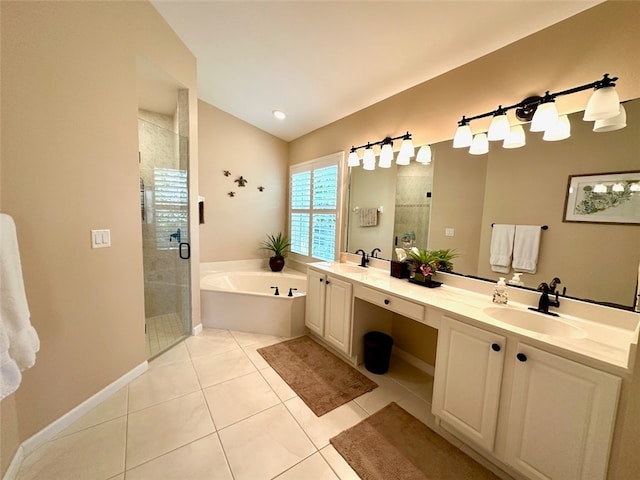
[169,228,181,243]
[270,286,280,296]
[288,287,297,297]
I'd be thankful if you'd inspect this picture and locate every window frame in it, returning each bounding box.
[288,151,346,263]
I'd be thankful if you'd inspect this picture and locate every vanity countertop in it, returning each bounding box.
[309,261,640,375]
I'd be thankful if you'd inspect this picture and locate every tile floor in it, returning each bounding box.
[145,313,188,358]
[13,329,499,480]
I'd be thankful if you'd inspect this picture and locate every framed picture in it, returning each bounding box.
[563,171,640,225]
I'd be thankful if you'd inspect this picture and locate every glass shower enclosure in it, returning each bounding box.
[138,113,191,358]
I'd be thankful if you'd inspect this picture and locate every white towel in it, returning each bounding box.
[359,207,378,227]
[1,213,40,400]
[512,225,542,274]
[490,224,515,273]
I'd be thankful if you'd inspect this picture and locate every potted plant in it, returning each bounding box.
[260,232,291,272]
[406,247,459,287]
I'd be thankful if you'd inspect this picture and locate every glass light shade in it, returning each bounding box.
[487,113,510,141]
[469,133,489,155]
[503,125,526,149]
[398,138,415,160]
[453,124,473,148]
[543,115,571,141]
[593,104,627,132]
[593,184,607,193]
[362,148,376,170]
[530,101,559,132]
[630,183,640,192]
[396,150,411,166]
[612,183,625,192]
[583,86,620,121]
[378,144,393,168]
[416,145,432,164]
[347,150,360,167]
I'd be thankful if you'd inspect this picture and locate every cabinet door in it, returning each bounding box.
[305,269,326,336]
[505,343,621,480]
[324,275,353,354]
[432,316,506,451]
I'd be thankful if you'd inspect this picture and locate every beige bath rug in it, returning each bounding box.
[330,402,501,480]
[257,335,377,416]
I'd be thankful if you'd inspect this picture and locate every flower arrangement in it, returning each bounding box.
[406,247,459,278]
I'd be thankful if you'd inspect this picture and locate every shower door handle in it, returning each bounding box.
[179,242,190,260]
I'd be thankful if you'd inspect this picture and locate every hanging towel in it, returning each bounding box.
[0,213,40,400]
[490,224,515,273]
[359,207,378,227]
[512,225,542,274]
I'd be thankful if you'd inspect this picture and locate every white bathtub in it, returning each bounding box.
[200,270,307,337]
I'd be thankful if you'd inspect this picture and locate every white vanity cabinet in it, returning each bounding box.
[432,316,506,451]
[433,316,622,480]
[504,343,621,480]
[305,268,353,354]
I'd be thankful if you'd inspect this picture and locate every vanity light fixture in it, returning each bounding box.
[453,73,624,155]
[416,144,432,164]
[593,184,608,193]
[348,131,422,170]
[469,133,489,155]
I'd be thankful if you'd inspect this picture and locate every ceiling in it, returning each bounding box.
[150,1,602,142]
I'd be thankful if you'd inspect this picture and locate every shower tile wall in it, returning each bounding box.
[138,110,188,321]
[394,161,433,250]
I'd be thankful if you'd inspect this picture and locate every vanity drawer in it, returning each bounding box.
[354,284,425,321]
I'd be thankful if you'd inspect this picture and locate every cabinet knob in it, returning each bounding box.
[319,278,323,283]
[326,280,330,285]
[491,343,501,352]
[384,299,390,305]
[516,353,527,362]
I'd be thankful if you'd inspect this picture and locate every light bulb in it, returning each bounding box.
[379,143,393,168]
[593,184,607,193]
[416,145,432,164]
[488,111,510,141]
[530,101,559,132]
[593,104,627,132]
[503,125,526,149]
[347,150,360,167]
[543,115,571,141]
[612,183,624,192]
[362,148,376,170]
[453,124,473,148]
[469,133,489,155]
[584,86,620,121]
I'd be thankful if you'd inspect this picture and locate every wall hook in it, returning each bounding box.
[258,186,265,192]
[235,176,248,187]
[227,191,235,197]
[223,170,231,177]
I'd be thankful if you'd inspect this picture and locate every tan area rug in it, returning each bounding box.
[257,336,377,416]
[330,402,501,480]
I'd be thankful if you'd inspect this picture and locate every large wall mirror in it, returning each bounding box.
[346,99,640,310]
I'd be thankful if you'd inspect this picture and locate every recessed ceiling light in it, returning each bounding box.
[272,110,286,120]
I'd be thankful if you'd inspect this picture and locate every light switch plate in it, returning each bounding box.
[91,229,111,248]
[445,228,455,237]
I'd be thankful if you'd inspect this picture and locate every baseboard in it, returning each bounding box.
[3,360,148,479]
[192,323,203,336]
[392,346,435,377]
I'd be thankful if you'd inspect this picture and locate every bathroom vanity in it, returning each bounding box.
[305,260,639,480]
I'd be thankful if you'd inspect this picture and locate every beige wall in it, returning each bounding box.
[0,1,198,475]
[289,3,640,479]
[198,100,289,262]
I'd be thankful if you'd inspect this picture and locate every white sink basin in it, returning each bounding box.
[484,307,587,339]
[330,264,370,274]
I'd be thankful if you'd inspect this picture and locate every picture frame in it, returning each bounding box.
[563,171,640,225]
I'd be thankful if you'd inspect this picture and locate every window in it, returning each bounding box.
[154,167,188,250]
[289,152,344,262]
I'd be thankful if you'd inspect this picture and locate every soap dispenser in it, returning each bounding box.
[508,272,524,286]
[492,277,508,304]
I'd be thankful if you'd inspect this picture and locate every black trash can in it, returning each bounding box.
[363,331,393,374]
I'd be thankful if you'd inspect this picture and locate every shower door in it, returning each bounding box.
[139,115,191,358]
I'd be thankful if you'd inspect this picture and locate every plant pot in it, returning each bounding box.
[269,256,285,272]
[409,272,442,288]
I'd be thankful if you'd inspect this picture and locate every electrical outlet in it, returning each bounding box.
[445,228,455,237]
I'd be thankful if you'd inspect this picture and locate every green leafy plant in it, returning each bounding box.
[407,247,459,275]
[260,232,291,258]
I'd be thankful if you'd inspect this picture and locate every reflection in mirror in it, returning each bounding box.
[346,99,640,310]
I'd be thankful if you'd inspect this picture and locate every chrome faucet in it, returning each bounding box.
[529,282,559,316]
[354,249,369,268]
[371,247,382,259]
